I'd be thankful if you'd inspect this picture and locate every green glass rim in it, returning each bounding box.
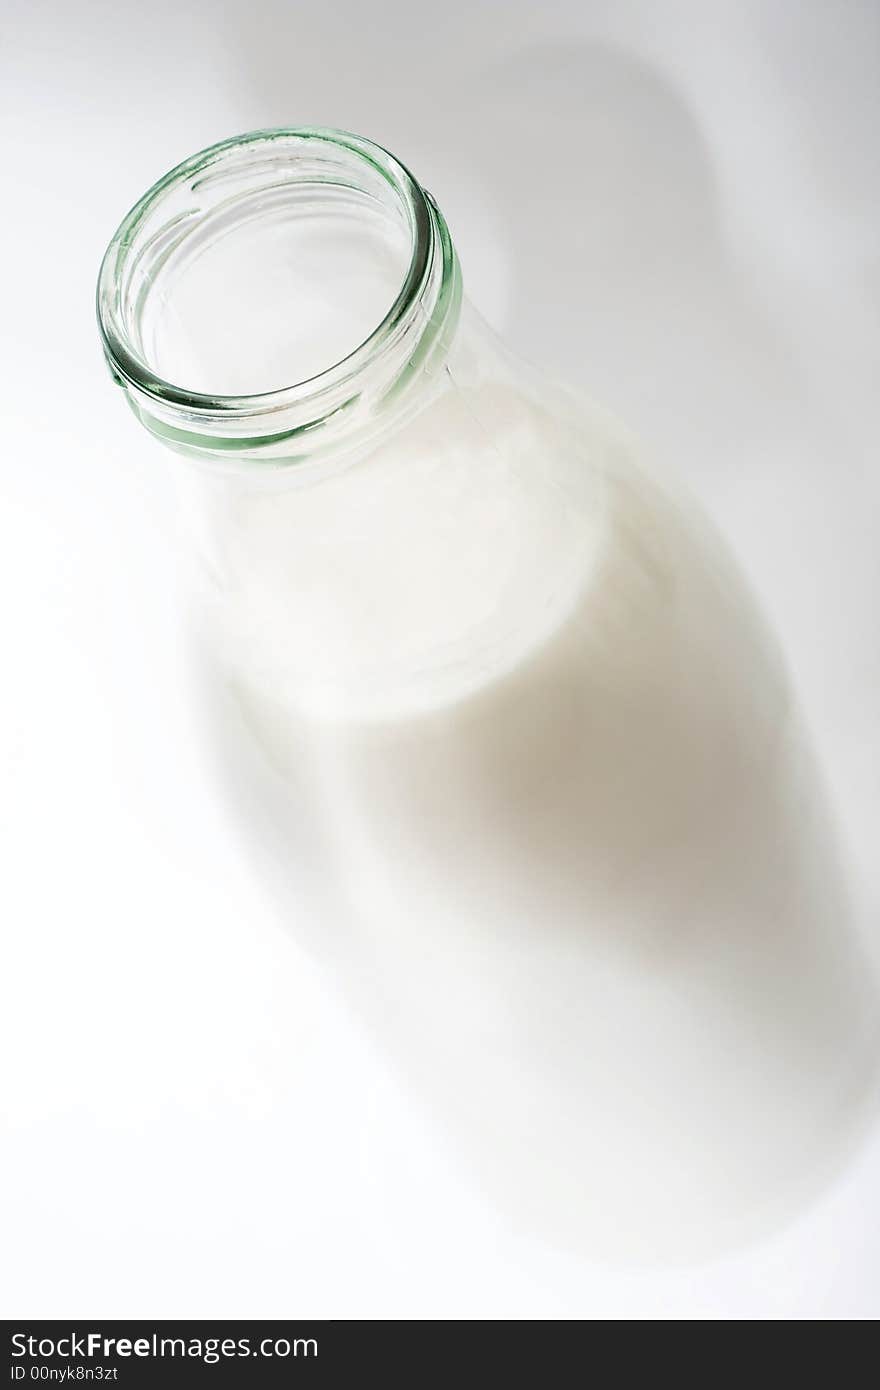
[96,127,439,421]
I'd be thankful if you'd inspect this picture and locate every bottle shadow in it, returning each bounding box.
[421,38,807,496]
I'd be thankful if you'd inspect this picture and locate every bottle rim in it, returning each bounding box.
[96,127,459,455]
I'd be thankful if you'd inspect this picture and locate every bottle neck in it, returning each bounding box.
[97,128,462,468]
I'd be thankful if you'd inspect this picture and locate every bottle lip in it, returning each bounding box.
[96,127,458,453]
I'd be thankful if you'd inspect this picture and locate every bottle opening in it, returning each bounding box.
[97,129,459,451]
[148,167,412,398]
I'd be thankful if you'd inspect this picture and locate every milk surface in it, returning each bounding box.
[191,381,879,1258]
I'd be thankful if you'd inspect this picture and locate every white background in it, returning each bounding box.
[2,0,879,1318]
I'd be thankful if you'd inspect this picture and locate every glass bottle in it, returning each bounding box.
[97,128,878,1259]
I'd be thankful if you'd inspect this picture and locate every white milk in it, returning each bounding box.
[191,380,879,1260]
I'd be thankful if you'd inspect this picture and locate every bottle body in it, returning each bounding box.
[98,130,878,1258]
[189,316,876,1256]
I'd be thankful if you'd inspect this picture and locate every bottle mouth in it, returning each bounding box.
[96,128,459,458]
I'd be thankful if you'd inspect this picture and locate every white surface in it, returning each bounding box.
[2,0,879,1318]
